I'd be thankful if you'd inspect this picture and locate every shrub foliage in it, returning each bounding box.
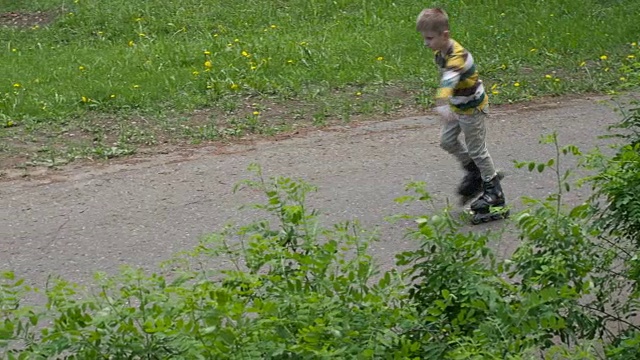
[2,104,640,358]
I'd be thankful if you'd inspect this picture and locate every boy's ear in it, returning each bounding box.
[442,30,450,39]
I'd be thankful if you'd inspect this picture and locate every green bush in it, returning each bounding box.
[1,165,423,359]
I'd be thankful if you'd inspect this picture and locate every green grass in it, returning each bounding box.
[1,0,639,168]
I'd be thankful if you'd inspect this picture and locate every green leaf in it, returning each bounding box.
[427,307,442,316]
[394,195,415,204]
[1,271,15,280]
[442,289,451,299]
[29,313,38,326]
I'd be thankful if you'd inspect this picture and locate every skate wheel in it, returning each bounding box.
[469,208,509,225]
[470,214,485,224]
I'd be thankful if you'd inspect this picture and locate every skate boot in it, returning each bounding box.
[457,161,483,206]
[468,175,509,224]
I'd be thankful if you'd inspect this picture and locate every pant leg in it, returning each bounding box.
[458,108,497,182]
[439,116,473,165]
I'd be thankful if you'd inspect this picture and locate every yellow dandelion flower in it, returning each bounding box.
[376,56,384,61]
[250,65,257,70]
[234,38,240,42]
[192,71,200,76]
[491,84,498,90]
[13,83,21,88]
[628,54,636,59]
[242,50,250,57]
[227,43,233,47]
[204,50,211,55]
[79,65,85,71]
[128,40,135,47]
[545,74,552,79]
[355,91,362,96]
[138,33,146,37]
[514,82,520,87]
[230,83,239,90]
[492,90,500,95]
[620,77,627,81]
[500,64,507,70]
[530,48,537,52]
[300,41,308,46]
[579,61,586,67]
[110,94,116,99]
[604,67,610,72]
[213,34,219,38]
[6,120,14,127]
[270,24,277,29]
[253,111,260,115]
[554,78,560,82]
[632,42,637,47]
[11,48,17,52]
[134,17,143,22]
[600,55,608,61]
[287,59,294,64]
[133,84,140,89]
[204,60,213,68]
[81,96,88,103]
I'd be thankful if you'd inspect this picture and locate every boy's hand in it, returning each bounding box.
[435,105,456,121]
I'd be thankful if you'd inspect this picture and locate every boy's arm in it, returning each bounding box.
[435,53,465,106]
[434,55,463,120]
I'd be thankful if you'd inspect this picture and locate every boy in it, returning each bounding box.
[416,7,506,218]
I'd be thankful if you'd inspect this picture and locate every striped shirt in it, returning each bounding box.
[434,39,488,114]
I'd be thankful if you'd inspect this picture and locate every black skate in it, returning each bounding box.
[457,161,483,206]
[467,175,509,225]
[457,161,506,206]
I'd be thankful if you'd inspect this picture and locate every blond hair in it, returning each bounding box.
[416,8,449,33]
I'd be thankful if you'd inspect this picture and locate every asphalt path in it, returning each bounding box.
[0,95,629,292]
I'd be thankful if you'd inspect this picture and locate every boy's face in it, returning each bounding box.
[420,30,449,53]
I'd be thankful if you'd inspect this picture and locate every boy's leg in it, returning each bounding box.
[459,108,506,214]
[439,117,473,165]
[457,109,496,182]
[439,116,484,204]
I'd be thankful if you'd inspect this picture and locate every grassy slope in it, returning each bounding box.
[0,0,639,167]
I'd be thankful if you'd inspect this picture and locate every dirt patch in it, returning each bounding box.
[0,10,58,28]
[0,84,422,169]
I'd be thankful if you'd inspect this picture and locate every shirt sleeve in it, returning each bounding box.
[435,53,466,100]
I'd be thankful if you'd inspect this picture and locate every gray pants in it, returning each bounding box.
[440,108,496,182]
